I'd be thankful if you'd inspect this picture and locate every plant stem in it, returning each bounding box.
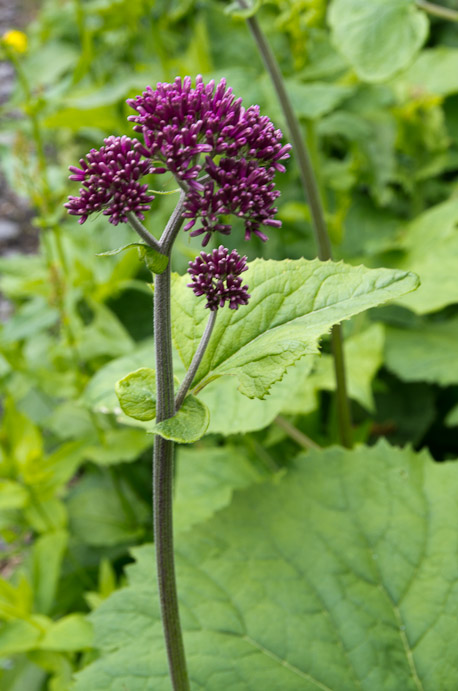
[153,261,190,691]
[275,415,322,451]
[160,190,187,254]
[175,310,217,410]
[238,2,353,447]
[127,212,162,251]
[416,0,458,21]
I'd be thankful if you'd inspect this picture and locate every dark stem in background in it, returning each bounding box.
[416,0,458,21]
[238,1,353,447]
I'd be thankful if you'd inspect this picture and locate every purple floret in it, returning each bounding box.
[64,135,154,225]
[187,245,250,311]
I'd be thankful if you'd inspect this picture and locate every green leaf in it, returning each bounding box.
[385,318,458,385]
[31,531,68,615]
[328,0,428,82]
[0,298,59,343]
[74,441,458,690]
[81,340,155,413]
[137,246,169,275]
[399,47,458,97]
[152,396,209,444]
[0,617,49,656]
[200,357,316,435]
[285,80,354,120]
[83,428,153,466]
[446,404,458,427]
[310,323,385,411]
[98,244,168,274]
[115,368,157,421]
[172,258,418,399]
[393,198,458,314]
[0,480,29,510]
[67,474,149,547]
[39,615,93,652]
[174,446,263,533]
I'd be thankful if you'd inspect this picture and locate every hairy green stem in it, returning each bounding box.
[239,2,352,447]
[126,212,162,252]
[161,190,187,253]
[153,262,190,691]
[416,0,458,21]
[175,309,217,410]
[275,415,322,451]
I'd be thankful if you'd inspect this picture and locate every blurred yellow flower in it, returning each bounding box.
[2,30,28,54]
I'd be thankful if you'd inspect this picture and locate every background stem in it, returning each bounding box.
[416,0,458,21]
[153,262,190,689]
[240,4,352,447]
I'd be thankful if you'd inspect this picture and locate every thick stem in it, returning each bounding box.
[175,309,217,410]
[416,0,458,21]
[126,212,162,251]
[153,242,190,687]
[239,3,352,447]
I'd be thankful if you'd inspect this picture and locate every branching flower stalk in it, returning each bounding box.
[237,0,353,448]
[65,76,290,690]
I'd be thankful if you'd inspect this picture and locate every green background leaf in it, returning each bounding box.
[385,318,458,385]
[74,441,458,690]
[328,0,428,82]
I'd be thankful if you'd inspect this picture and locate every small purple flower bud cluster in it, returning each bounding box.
[187,246,250,311]
[65,136,154,225]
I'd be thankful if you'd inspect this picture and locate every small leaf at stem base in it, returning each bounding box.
[115,368,157,421]
[97,244,168,274]
[152,395,210,443]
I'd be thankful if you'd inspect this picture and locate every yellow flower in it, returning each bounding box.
[2,30,28,54]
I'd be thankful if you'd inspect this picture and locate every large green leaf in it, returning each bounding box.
[74,441,458,690]
[385,318,458,385]
[200,357,316,435]
[328,0,428,82]
[172,258,418,399]
[393,198,458,314]
[174,446,263,534]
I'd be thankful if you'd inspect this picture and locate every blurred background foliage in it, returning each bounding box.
[0,0,457,687]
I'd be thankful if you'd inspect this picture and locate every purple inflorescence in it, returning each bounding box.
[187,246,250,311]
[64,135,155,225]
[127,76,290,244]
[66,77,289,241]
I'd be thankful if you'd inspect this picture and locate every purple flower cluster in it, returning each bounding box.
[127,76,290,246]
[65,136,154,225]
[187,246,250,311]
[65,76,289,245]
